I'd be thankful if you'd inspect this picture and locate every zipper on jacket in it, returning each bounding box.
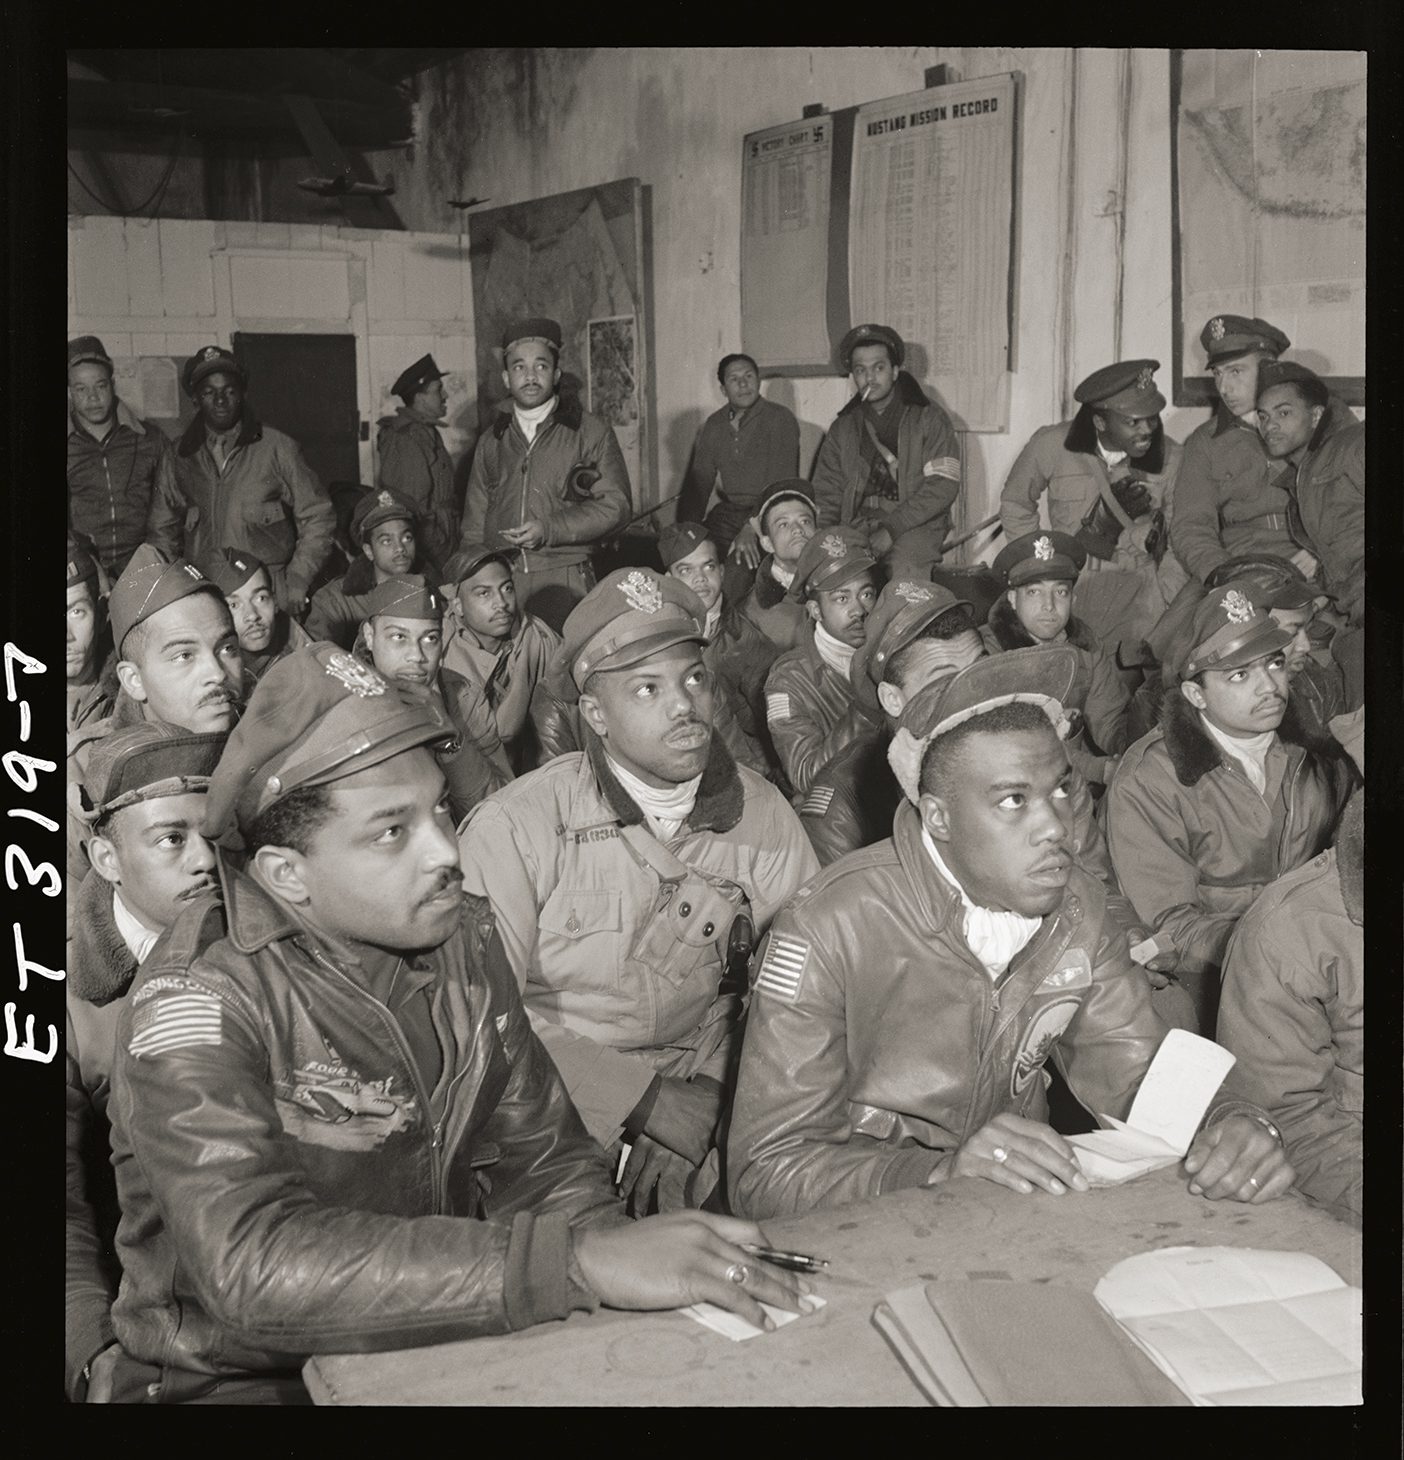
[1277,752,1307,869]
[514,419,552,567]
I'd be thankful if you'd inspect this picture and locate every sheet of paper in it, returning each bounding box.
[1095,1247,1361,1407]
[679,1294,826,1342]
[1066,1121,1181,1187]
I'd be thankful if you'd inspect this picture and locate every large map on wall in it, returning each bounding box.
[469,179,654,511]
[1175,50,1365,402]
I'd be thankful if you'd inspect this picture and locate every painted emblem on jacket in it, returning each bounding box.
[1209,317,1226,341]
[1033,536,1055,561]
[894,581,933,603]
[1221,588,1254,625]
[1010,995,1083,1097]
[275,1063,417,1151]
[619,571,663,614]
[324,651,387,697]
[821,534,847,559]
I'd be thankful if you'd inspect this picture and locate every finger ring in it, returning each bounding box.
[1247,1176,1260,1189]
[991,1147,1008,1164]
[726,1263,750,1285]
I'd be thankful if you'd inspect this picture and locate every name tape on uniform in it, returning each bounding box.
[754,933,810,1003]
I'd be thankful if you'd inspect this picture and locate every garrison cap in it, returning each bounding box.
[110,544,225,656]
[1204,553,1331,611]
[787,525,878,602]
[67,534,100,589]
[1178,581,1294,680]
[851,579,972,712]
[756,481,816,536]
[501,316,563,354]
[202,640,454,841]
[352,487,419,544]
[79,722,226,825]
[1073,359,1165,416]
[183,344,244,396]
[365,574,444,621]
[67,335,113,375]
[887,645,1081,805]
[441,542,512,587]
[837,323,904,371]
[392,353,448,402]
[993,530,1088,588]
[1255,359,1328,403]
[1200,314,1290,366]
[658,521,714,568]
[199,547,265,596]
[553,568,706,698]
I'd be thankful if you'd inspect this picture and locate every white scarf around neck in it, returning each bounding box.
[606,753,702,841]
[703,602,723,642]
[514,395,557,443]
[921,827,1042,980]
[813,621,857,681]
[1201,715,1276,796]
[770,559,796,589]
[112,888,162,966]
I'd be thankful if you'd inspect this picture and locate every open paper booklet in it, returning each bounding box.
[1067,1028,1236,1185]
[1095,1247,1362,1406]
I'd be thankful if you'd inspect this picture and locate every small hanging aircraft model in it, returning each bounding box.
[295,169,395,198]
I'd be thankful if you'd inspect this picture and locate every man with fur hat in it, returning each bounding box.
[376,352,459,566]
[67,534,118,734]
[460,316,632,630]
[1107,582,1351,1036]
[811,323,962,579]
[200,547,312,686]
[457,568,817,1216]
[999,358,1187,651]
[728,648,1293,1219]
[148,344,334,617]
[66,725,225,1402]
[1216,708,1363,1225]
[735,482,818,654]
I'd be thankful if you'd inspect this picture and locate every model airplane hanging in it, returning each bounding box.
[295,171,396,198]
[448,196,491,209]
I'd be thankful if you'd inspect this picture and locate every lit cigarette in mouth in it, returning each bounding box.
[860,385,871,402]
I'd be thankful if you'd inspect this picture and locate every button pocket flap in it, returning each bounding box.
[539,889,621,940]
[469,1141,502,1169]
[665,879,739,950]
[254,500,286,525]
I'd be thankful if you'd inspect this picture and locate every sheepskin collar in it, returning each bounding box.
[584,726,744,834]
[986,596,1099,654]
[68,872,139,1006]
[1160,683,1319,788]
[835,368,931,419]
[1063,405,1168,475]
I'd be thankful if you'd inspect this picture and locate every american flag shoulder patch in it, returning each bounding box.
[754,933,810,1003]
[799,784,836,817]
[923,455,961,480]
[766,691,792,722]
[129,991,224,1059]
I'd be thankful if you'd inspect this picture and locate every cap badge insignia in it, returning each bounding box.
[182,564,205,580]
[324,651,387,697]
[377,490,394,506]
[1221,589,1254,625]
[1135,367,1154,391]
[202,346,222,361]
[894,581,933,603]
[1209,317,1226,341]
[822,534,847,559]
[67,560,77,578]
[1033,536,1055,562]
[619,571,663,614]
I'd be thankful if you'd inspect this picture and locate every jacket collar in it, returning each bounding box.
[1336,791,1363,925]
[67,872,140,1005]
[752,554,795,611]
[1304,395,1355,457]
[577,727,745,835]
[836,368,929,420]
[891,801,964,935]
[986,596,1098,653]
[1159,685,1320,787]
[490,388,584,440]
[379,405,437,433]
[68,399,147,442]
[1062,405,1168,473]
[177,405,264,459]
[1210,400,1257,438]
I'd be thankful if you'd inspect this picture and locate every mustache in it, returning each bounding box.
[197,687,237,708]
[178,878,218,901]
[419,870,461,906]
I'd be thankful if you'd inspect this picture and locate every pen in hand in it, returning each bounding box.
[743,1244,830,1274]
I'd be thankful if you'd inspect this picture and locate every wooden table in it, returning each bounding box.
[303,1168,1360,1406]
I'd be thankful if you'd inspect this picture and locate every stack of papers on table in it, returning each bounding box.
[873,1280,1190,1406]
[1095,1247,1362,1405]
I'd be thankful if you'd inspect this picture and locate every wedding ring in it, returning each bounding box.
[1247,1176,1260,1190]
[726,1263,750,1285]
[991,1147,1009,1164]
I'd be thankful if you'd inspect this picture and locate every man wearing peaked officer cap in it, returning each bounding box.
[105,636,813,1402]
[1107,582,1352,1036]
[459,314,632,632]
[729,644,1295,1222]
[797,578,983,866]
[67,335,180,581]
[67,533,118,734]
[66,722,227,1403]
[763,525,882,796]
[811,323,963,578]
[357,573,510,822]
[983,530,1130,786]
[1000,357,1187,654]
[147,343,335,619]
[376,353,458,566]
[734,481,818,655]
[1170,313,1317,585]
[458,567,817,1217]
[200,546,312,686]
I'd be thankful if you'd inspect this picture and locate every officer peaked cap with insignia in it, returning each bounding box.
[851,579,972,711]
[109,544,226,656]
[352,486,419,543]
[1178,580,1294,680]
[441,542,513,588]
[203,640,455,842]
[1205,553,1333,611]
[551,568,706,701]
[67,335,114,376]
[79,722,226,826]
[1199,314,1290,366]
[787,525,877,602]
[365,574,444,622]
[658,520,715,569]
[183,344,245,397]
[392,353,448,402]
[837,323,904,371]
[501,316,563,355]
[993,530,1088,588]
[198,547,267,597]
[1073,359,1165,417]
